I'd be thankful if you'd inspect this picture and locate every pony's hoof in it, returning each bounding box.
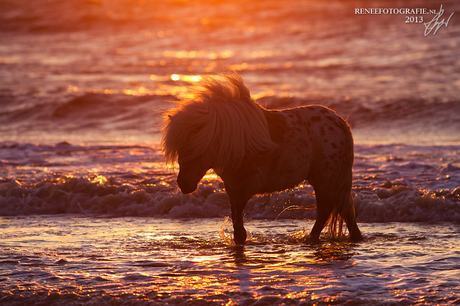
[233,237,246,245]
[233,227,247,245]
[305,235,321,244]
[350,233,364,242]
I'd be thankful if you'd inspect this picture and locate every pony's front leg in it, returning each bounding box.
[225,186,250,245]
[231,201,247,245]
[223,176,255,245]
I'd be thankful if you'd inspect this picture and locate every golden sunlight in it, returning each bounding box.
[90,175,107,185]
[202,170,219,181]
[170,74,202,83]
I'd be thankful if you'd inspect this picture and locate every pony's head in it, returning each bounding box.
[161,73,275,194]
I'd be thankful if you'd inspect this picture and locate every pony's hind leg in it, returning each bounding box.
[308,191,334,242]
[341,193,363,242]
[334,170,363,242]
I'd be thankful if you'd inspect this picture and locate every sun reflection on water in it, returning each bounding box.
[170,74,202,83]
[2,217,460,304]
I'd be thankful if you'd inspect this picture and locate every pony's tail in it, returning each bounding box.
[325,193,353,239]
[327,213,344,239]
[325,163,355,240]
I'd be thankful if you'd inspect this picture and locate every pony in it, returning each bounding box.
[161,73,363,244]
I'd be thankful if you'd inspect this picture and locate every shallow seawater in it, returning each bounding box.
[1,216,460,305]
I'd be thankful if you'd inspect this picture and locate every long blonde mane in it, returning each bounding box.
[161,73,275,171]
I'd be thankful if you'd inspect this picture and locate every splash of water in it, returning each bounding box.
[218,217,252,246]
[288,227,309,243]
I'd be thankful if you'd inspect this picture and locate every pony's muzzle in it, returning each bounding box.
[177,176,197,194]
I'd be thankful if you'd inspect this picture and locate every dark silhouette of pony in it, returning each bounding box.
[162,73,362,244]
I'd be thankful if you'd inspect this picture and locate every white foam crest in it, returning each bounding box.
[354,188,460,222]
[1,174,459,222]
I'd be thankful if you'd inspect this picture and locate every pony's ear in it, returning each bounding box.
[168,115,172,120]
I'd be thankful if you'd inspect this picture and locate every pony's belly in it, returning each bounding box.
[260,162,309,193]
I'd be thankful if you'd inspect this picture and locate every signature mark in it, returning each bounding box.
[424,4,454,36]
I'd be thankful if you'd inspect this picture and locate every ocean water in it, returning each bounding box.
[1,0,460,304]
[1,217,460,305]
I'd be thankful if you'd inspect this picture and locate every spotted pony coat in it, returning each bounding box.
[260,106,361,242]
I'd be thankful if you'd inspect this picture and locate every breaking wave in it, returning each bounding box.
[1,143,459,223]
